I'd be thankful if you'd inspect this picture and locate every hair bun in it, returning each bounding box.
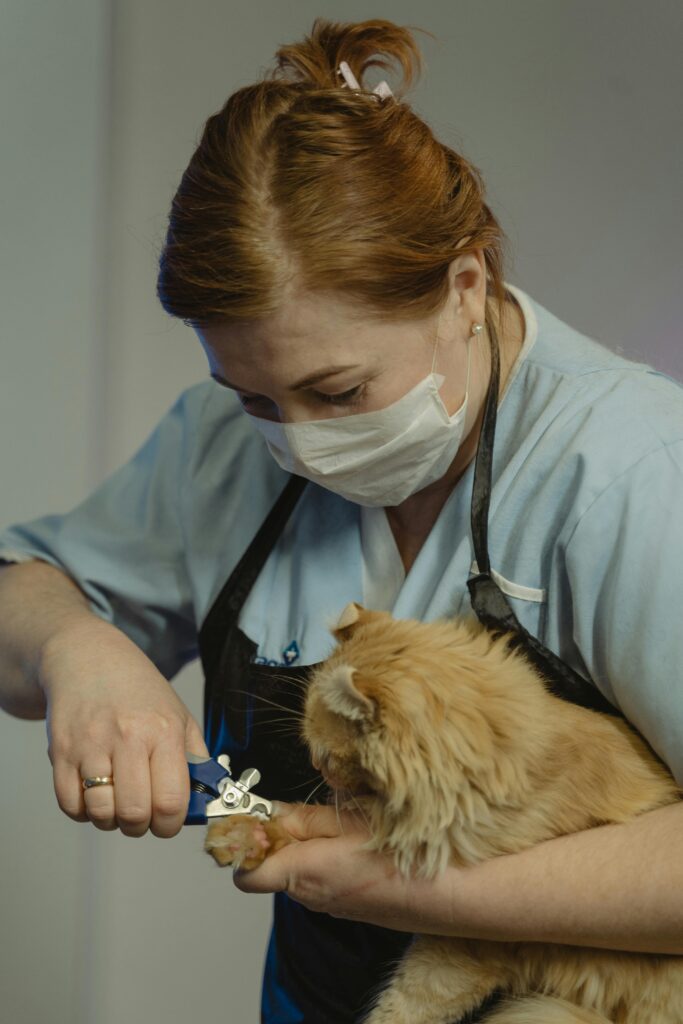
[270,16,430,97]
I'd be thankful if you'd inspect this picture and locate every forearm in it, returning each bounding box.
[434,801,683,954]
[0,560,99,719]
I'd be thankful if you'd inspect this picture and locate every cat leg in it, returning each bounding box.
[360,936,513,1024]
[204,813,295,868]
[483,994,613,1023]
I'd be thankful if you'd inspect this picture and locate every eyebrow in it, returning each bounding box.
[210,364,363,392]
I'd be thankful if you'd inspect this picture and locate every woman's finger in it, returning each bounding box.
[184,714,211,761]
[52,756,89,823]
[80,756,117,831]
[271,801,370,841]
[149,735,191,839]
[112,741,152,838]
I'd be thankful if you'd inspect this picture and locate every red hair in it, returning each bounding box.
[156,17,513,346]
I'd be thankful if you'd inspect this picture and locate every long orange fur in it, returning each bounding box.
[206,604,683,1023]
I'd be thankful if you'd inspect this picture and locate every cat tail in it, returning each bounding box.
[482,993,612,1023]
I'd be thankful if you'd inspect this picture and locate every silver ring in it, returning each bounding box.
[82,776,115,789]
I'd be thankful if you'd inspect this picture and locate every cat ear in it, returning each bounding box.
[334,602,362,636]
[318,664,375,723]
[332,602,384,641]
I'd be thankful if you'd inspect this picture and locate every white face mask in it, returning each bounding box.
[246,324,476,507]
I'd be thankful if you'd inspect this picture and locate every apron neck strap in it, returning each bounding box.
[470,319,501,575]
[198,473,308,674]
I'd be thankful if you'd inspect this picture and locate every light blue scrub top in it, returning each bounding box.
[2,283,683,789]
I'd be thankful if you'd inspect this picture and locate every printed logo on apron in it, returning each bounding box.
[254,639,301,667]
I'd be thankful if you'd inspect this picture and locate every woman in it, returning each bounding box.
[1,17,682,1024]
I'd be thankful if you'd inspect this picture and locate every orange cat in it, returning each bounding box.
[205,603,683,1023]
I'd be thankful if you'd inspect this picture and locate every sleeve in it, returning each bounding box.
[0,384,213,681]
[564,439,683,786]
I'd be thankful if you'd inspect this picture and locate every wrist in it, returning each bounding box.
[37,612,125,696]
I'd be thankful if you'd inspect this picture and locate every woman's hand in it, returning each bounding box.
[38,616,210,839]
[232,800,456,934]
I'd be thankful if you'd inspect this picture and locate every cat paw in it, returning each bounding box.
[204,813,272,869]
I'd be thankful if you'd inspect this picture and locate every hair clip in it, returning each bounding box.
[337,60,393,101]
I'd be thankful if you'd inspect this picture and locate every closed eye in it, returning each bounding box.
[316,384,366,406]
[210,374,367,409]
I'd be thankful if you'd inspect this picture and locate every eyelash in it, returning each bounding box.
[240,384,366,409]
[316,384,366,406]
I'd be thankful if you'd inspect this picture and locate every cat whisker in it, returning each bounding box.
[250,720,301,729]
[228,688,306,718]
[260,727,306,740]
[246,716,306,737]
[254,722,306,737]
[250,672,310,692]
[301,778,329,805]
[344,791,372,833]
[222,700,299,721]
[334,789,343,835]
[280,774,326,795]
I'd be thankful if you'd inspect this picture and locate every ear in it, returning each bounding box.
[333,601,363,636]
[318,664,375,723]
[331,602,386,642]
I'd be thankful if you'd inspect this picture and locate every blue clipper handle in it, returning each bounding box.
[185,753,229,825]
[186,790,211,825]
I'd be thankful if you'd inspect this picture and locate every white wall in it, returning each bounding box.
[1,1,681,1022]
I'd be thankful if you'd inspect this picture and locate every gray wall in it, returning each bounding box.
[1,4,110,1023]
[1,1,681,1022]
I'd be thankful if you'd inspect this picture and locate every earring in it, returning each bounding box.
[470,323,483,336]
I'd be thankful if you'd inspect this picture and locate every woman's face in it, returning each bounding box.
[195,255,489,426]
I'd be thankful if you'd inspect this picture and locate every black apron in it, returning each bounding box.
[197,329,622,1024]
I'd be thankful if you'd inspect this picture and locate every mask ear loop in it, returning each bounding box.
[463,331,475,399]
[430,316,478,401]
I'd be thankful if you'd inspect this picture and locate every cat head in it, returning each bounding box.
[302,602,544,875]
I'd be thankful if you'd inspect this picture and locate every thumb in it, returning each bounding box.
[270,801,367,840]
[184,716,211,760]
